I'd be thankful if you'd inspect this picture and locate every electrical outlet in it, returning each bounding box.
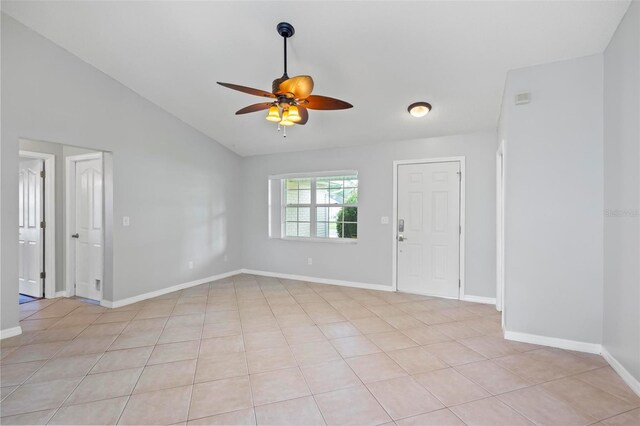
[381,216,389,224]
[307,257,313,265]
[188,261,194,269]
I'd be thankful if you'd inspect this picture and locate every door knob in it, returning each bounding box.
[398,235,408,242]
[71,233,79,238]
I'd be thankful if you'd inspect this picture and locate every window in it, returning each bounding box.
[283,173,358,240]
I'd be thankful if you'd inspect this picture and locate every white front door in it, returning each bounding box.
[73,158,103,301]
[19,158,44,298]
[397,161,461,298]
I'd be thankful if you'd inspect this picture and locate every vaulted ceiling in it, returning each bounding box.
[2,1,630,156]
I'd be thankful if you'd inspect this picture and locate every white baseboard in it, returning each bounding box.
[461,295,496,305]
[601,347,640,397]
[100,269,242,309]
[54,291,68,298]
[504,330,602,354]
[1,326,23,340]
[241,269,395,293]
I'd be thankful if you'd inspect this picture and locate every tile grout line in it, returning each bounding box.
[279,278,329,426]
[37,318,96,422]
[3,301,103,422]
[113,294,177,425]
[183,281,209,425]
[3,276,636,425]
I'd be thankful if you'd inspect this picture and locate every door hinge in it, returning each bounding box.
[458,279,461,288]
[40,271,46,279]
[40,221,46,229]
[459,225,461,235]
[457,171,461,180]
[40,170,46,178]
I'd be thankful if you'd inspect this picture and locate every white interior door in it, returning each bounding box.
[73,158,103,301]
[19,158,44,298]
[397,161,461,298]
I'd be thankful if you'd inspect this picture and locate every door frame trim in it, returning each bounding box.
[496,141,506,326]
[65,152,104,300]
[19,149,56,299]
[392,156,466,299]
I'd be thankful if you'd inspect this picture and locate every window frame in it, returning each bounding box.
[278,171,359,243]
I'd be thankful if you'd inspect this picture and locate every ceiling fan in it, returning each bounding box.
[217,22,353,136]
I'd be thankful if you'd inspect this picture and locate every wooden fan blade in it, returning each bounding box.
[295,106,309,125]
[217,82,275,98]
[303,95,353,110]
[277,75,314,99]
[235,103,273,115]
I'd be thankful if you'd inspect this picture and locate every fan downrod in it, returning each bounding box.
[277,22,295,38]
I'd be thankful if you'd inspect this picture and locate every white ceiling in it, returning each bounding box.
[2,1,630,156]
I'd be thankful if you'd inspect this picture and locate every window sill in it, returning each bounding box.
[279,237,358,244]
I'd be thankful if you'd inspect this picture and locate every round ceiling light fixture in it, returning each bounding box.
[408,102,432,118]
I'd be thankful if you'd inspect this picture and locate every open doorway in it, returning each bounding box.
[17,139,112,306]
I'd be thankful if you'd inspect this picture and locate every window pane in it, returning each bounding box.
[317,207,329,222]
[298,179,311,189]
[343,223,357,238]
[286,207,298,221]
[329,222,338,238]
[344,178,358,188]
[342,207,358,222]
[298,189,311,204]
[329,207,342,222]
[317,178,330,189]
[285,222,297,237]
[343,188,358,204]
[317,221,328,238]
[286,190,298,204]
[330,188,343,204]
[298,222,310,237]
[316,189,330,204]
[298,207,310,222]
[286,179,299,190]
[330,177,344,189]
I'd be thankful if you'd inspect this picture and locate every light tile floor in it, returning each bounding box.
[1,274,639,425]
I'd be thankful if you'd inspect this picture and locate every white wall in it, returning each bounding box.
[603,1,640,382]
[241,132,498,299]
[1,15,242,331]
[499,55,604,345]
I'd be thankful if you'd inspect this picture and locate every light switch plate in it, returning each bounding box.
[122,216,130,227]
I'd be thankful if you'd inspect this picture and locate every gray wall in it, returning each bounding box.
[499,55,604,344]
[241,132,498,298]
[1,15,243,331]
[19,139,101,294]
[603,1,640,381]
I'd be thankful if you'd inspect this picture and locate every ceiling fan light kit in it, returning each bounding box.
[217,22,353,138]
